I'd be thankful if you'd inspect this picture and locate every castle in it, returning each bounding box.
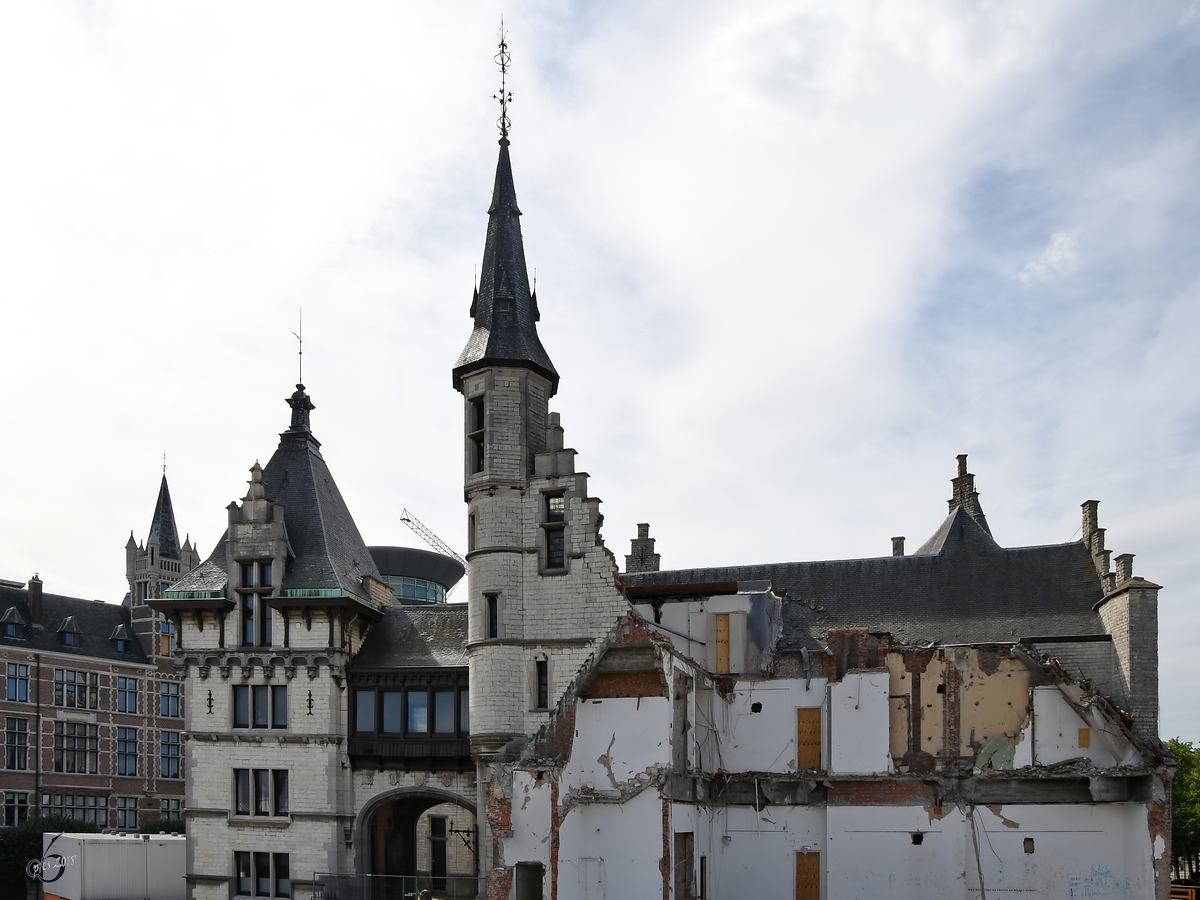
[3,72,1172,900]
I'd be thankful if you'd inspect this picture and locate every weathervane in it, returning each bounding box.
[293,307,303,385]
[493,20,512,139]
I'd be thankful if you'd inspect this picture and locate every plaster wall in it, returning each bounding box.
[1032,685,1122,767]
[828,671,891,774]
[827,803,1156,899]
[703,805,826,900]
[561,695,670,792]
[555,789,664,900]
[713,678,827,774]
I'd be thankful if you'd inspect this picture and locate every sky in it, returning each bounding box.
[0,2,1197,739]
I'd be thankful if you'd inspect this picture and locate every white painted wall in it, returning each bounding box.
[1033,685,1123,767]
[507,771,553,871]
[703,805,827,900]
[560,695,670,793]
[710,678,826,774]
[828,672,892,775]
[555,789,665,900]
[827,803,1156,899]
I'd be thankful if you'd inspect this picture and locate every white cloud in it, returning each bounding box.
[1017,229,1081,284]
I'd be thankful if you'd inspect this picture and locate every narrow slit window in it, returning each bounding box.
[536,660,549,709]
[485,594,499,640]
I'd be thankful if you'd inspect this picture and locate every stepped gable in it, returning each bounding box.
[352,604,468,669]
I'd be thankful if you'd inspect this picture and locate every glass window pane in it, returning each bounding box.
[234,686,249,728]
[460,690,469,733]
[252,686,269,728]
[354,690,375,733]
[273,771,288,816]
[407,692,428,733]
[255,852,271,896]
[236,852,252,895]
[235,770,250,816]
[434,691,455,733]
[254,769,270,816]
[381,692,401,734]
[271,686,287,728]
[274,854,290,898]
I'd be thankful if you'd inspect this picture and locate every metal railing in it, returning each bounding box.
[313,872,483,900]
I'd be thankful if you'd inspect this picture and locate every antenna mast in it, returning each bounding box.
[293,308,303,384]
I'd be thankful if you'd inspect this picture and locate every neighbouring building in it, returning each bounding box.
[0,478,191,833]
[138,106,1170,900]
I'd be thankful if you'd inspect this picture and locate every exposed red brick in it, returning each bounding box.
[975,647,1009,676]
[550,782,560,900]
[487,779,512,833]
[585,670,667,698]
[660,798,670,900]
[827,780,933,806]
[944,663,961,760]
[614,615,662,645]
[486,866,513,900]
[904,649,936,673]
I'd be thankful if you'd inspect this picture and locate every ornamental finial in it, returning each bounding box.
[493,19,512,139]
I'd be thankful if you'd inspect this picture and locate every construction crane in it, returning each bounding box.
[400,509,467,566]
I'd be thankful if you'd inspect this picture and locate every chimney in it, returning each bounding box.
[625,523,661,574]
[1114,553,1134,585]
[28,574,43,623]
[891,536,905,557]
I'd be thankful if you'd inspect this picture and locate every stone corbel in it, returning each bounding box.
[262,666,275,681]
[198,666,210,680]
[284,666,296,680]
[306,665,319,679]
[219,665,232,680]
[240,666,254,680]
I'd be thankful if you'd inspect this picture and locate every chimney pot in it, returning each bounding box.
[957,454,968,477]
[637,523,650,539]
[892,536,905,557]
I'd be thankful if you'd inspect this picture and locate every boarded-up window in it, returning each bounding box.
[795,851,819,900]
[714,614,730,674]
[796,708,821,769]
[1078,728,1091,748]
[708,613,746,674]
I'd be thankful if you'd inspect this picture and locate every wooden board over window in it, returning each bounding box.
[795,851,820,900]
[796,707,821,770]
[714,613,730,674]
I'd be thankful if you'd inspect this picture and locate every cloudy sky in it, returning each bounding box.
[1,2,1197,739]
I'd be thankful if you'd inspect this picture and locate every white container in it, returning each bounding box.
[40,832,185,900]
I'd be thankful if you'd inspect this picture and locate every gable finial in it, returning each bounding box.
[293,307,304,385]
[493,19,512,139]
[162,450,167,477]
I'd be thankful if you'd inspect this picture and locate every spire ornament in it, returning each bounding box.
[493,20,512,140]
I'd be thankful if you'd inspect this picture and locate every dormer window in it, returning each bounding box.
[110,624,133,654]
[58,617,83,649]
[0,607,26,640]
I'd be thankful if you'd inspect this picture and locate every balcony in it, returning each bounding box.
[348,737,472,772]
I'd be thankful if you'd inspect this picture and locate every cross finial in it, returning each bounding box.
[293,307,303,384]
[162,451,167,476]
[493,19,512,139]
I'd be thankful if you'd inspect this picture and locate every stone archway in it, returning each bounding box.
[355,786,477,891]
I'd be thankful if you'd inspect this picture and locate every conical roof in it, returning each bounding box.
[147,475,182,560]
[259,384,382,599]
[453,138,558,393]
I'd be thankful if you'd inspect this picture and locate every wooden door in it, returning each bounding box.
[795,851,820,900]
[796,708,821,769]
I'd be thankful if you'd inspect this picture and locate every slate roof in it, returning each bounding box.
[351,604,468,669]
[0,584,149,663]
[147,474,182,560]
[170,385,382,600]
[624,538,1107,649]
[453,138,558,394]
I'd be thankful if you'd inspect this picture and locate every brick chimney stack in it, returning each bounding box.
[28,574,42,623]
[891,536,905,557]
[626,523,661,573]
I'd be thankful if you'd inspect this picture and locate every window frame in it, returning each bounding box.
[53,669,99,709]
[160,681,183,717]
[4,718,28,770]
[160,731,181,778]
[233,684,287,730]
[5,664,29,702]
[116,727,138,776]
[235,850,291,898]
[234,768,288,818]
[53,721,99,774]
[117,677,138,714]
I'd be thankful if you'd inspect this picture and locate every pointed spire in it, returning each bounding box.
[452,36,558,395]
[126,530,138,550]
[147,474,182,560]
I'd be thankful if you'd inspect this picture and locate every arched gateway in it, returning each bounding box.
[355,786,477,891]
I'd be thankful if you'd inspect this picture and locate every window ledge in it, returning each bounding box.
[228,815,292,827]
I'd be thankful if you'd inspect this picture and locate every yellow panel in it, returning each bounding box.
[796,707,821,769]
[715,613,730,674]
[795,851,820,900]
[1078,727,1091,748]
